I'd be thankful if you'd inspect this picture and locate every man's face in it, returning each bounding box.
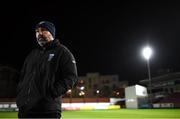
[35,27,54,43]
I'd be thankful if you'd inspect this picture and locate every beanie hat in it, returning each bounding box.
[36,21,55,38]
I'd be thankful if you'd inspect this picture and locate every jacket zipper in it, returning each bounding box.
[25,75,32,105]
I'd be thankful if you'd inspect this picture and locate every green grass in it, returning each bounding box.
[0,109,180,119]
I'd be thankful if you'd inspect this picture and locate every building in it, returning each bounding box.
[139,72,180,108]
[75,72,128,98]
[125,85,148,109]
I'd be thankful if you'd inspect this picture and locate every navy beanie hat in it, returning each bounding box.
[36,21,56,38]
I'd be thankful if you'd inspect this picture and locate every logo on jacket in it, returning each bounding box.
[48,54,55,61]
[72,60,76,63]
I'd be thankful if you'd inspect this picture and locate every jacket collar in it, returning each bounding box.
[38,39,60,51]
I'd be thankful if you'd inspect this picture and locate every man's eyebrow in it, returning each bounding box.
[35,27,48,32]
[41,27,48,31]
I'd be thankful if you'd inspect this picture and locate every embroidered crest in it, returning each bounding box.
[72,60,76,63]
[48,54,54,61]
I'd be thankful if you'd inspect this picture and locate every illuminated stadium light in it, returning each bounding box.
[79,91,85,96]
[67,89,72,93]
[81,91,85,95]
[142,46,152,60]
[80,86,85,90]
[116,92,120,95]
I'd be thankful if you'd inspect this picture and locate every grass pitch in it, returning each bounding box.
[0,109,179,119]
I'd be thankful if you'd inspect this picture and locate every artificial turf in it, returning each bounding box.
[0,109,179,119]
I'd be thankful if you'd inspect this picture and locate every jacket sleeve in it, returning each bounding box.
[52,48,78,97]
[16,60,27,95]
[16,50,32,94]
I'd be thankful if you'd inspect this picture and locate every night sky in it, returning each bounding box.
[1,1,180,84]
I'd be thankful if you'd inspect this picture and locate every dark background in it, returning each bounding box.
[1,1,180,84]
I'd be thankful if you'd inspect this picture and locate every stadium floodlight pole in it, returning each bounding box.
[142,46,153,108]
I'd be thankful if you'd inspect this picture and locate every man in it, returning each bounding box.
[16,21,78,118]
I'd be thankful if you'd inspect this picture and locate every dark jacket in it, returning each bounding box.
[16,39,78,113]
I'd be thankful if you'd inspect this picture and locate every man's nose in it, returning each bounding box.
[39,31,43,35]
